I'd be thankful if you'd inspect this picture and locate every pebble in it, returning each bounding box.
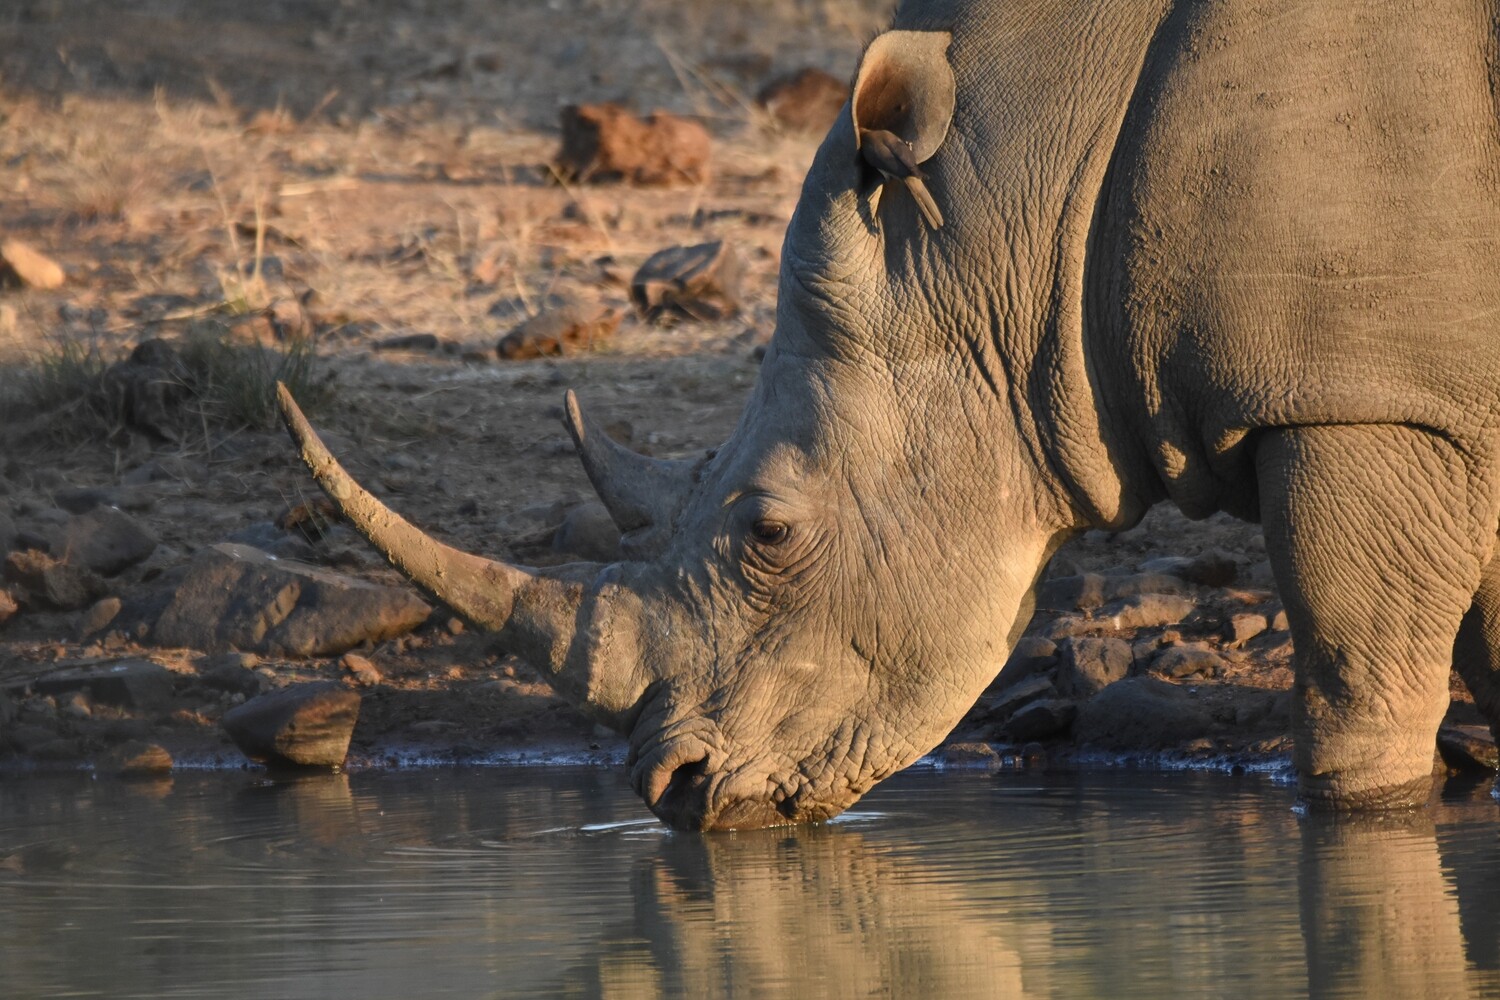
[340,653,383,687]
[1223,612,1269,646]
[0,238,65,289]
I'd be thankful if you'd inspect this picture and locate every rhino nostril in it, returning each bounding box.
[658,754,710,817]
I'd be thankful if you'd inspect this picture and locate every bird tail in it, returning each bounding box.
[904,177,944,230]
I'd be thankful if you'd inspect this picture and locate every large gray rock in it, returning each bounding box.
[43,506,157,576]
[1055,636,1132,698]
[1001,698,1078,742]
[1096,593,1196,630]
[221,681,361,767]
[1074,677,1216,751]
[1151,642,1225,680]
[24,659,175,710]
[551,501,621,562]
[993,635,1058,687]
[143,543,431,657]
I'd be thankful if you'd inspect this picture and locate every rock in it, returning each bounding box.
[276,497,341,538]
[1106,573,1195,600]
[0,588,17,625]
[101,741,173,776]
[554,103,711,185]
[1183,549,1239,587]
[53,486,148,514]
[340,652,383,687]
[199,652,266,696]
[1055,636,1132,698]
[266,297,308,341]
[221,521,318,562]
[1223,612,1269,646]
[0,509,17,552]
[1001,698,1078,742]
[0,687,12,727]
[755,68,848,132]
[630,241,742,323]
[57,690,91,719]
[220,682,361,768]
[139,543,431,657]
[1151,642,1225,679]
[1074,677,1217,751]
[0,239,66,289]
[994,636,1058,687]
[99,340,191,441]
[375,333,442,352]
[1437,725,1498,773]
[3,549,106,610]
[496,306,620,360]
[26,659,175,710]
[1270,608,1291,632]
[1036,573,1106,611]
[1097,593,1195,630]
[940,742,1002,768]
[980,672,1054,723]
[551,501,621,562]
[44,506,157,576]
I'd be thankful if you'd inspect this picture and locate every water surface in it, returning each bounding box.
[2,766,1497,999]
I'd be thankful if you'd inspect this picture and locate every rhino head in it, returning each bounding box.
[279,27,1121,829]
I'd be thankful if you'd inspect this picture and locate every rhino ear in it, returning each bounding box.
[851,30,955,163]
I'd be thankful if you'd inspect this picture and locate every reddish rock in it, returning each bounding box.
[630,241,742,323]
[3,549,106,611]
[340,652,382,687]
[497,306,620,360]
[755,68,848,133]
[101,741,174,776]
[940,742,1002,768]
[220,681,361,768]
[555,103,711,185]
[0,239,65,289]
[1223,612,1269,646]
[0,588,17,625]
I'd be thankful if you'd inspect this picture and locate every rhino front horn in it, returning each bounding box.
[275,383,605,701]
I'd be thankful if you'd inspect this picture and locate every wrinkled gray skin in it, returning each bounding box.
[280,0,1500,828]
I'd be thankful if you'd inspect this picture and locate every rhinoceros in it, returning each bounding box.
[278,0,1500,829]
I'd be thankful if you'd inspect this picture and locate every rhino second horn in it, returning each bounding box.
[564,389,697,534]
[277,382,547,631]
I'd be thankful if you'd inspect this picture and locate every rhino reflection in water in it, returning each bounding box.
[279,0,1500,829]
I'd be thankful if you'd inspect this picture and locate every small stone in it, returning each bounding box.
[1055,636,1132,698]
[80,596,123,636]
[1097,593,1196,630]
[993,636,1058,687]
[1270,608,1291,632]
[940,742,1002,768]
[57,690,92,719]
[554,103,711,185]
[1001,698,1078,742]
[1437,725,1498,774]
[340,652,383,687]
[1036,573,1107,611]
[1223,612,1269,646]
[101,741,173,776]
[755,68,847,132]
[1183,549,1239,587]
[630,241,742,323]
[445,617,464,636]
[551,501,621,562]
[199,652,266,697]
[0,239,66,289]
[1151,642,1225,680]
[375,332,442,352]
[497,306,620,360]
[0,588,17,625]
[220,681,361,768]
[266,297,309,341]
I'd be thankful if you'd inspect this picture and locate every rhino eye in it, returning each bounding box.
[750,519,791,546]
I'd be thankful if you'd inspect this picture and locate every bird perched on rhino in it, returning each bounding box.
[858,127,944,229]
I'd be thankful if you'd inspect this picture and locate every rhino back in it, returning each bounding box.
[1094,0,1500,516]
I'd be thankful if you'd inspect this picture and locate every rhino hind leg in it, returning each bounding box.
[1256,424,1489,809]
[1450,552,1500,750]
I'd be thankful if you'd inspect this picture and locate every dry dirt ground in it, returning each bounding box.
[0,0,1489,788]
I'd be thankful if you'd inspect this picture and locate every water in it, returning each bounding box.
[1,766,1498,999]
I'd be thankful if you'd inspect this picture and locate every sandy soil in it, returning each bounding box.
[0,1,1487,782]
